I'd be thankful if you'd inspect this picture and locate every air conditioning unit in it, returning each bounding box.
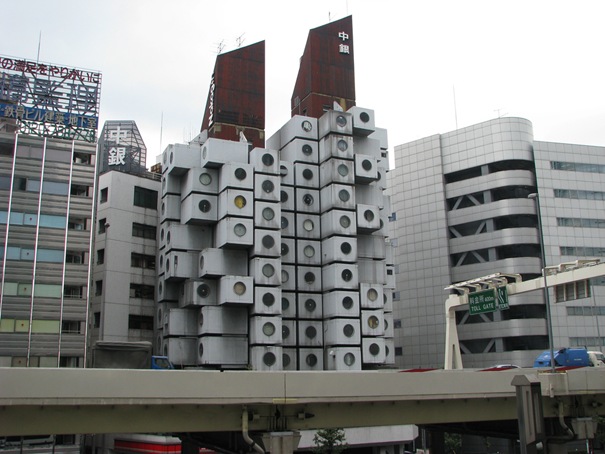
[199,248,248,278]
[249,257,281,286]
[280,237,296,264]
[295,213,321,240]
[322,290,360,319]
[354,154,379,184]
[250,229,280,258]
[160,195,181,222]
[325,347,362,371]
[166,143,201,176]
[357,259,387,285]
[319,158,354,188]
[164,250,197,281]
[254,201,281,230]
[296,240,321,266]
[218,162,254,192]
[201,138,249,168]
[346,106,376,136]
[215,217,254,248]
[321,263,358,291]
[179,279,218,307]
[281,319,296,346]
[357,235,386,260]
[356,204,381,233]
[320,184,355,212]
[250,345,283,371]
[361,310,385,336]
[297,293,323,319]
[318,134,354,163]
[296,265,322,292]
[198,336,247,366]
[249,147,279,175]
[280,264,296,291]
[280,211,296,238]
[359,283,384,309]
[279,161,295,186]
[164,308,197,337]
[218,276,253,305]
[180,167,219,199]
[384,312,394,338]
[298,320,323,347]
[180,193,219,225]
[298,348,324,371]
[294,162,320,188]
[162,173,181,197]
[162,223,213,253]
[280,185,295,212]
[282,348,297,370]
[277,115,318,148]
[157,277,180,303]
[352,136,382,159]
[384,338,395,365]
[385,265,396,289]
[362,337,386,364]
[252,286,282,316]
[320,209,357,238]
[280,138,319,164]
[281,291,297,318]
[198,305,248,335]
[295,188,320,213]
[254,174,280,202]
[217,189,254,219]
[321,236,357,264]
[369,127,388,152]
[318,110,353,139]
[250,316,282,345]
[324,318,361,346]
[162,337,196,366]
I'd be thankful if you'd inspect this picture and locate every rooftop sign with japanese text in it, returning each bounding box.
[0,55,101,143]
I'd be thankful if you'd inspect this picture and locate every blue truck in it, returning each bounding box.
[534,347,605,368]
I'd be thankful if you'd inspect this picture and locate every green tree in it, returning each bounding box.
[312,428,347,454]
[444,433,462,454]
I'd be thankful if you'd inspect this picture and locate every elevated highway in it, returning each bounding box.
[1,366,604,437]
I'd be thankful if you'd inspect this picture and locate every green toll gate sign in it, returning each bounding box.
[468,287,509,315]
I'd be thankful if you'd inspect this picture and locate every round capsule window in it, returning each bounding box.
[234,223,247,237]
[262,263,275,277]
[158,283,163,298]
[359,111,371,123]
[281,216,289,229]
[339,215,351,228]
[199,172,212,185]
[199,199,211,213]
[262,207,275,221]
[234,195,247,208]
[364,209,375,221]
[199,313,204,327]
[337,139,348,151]
[344,352,356,366]
[340,242,352,254]
[281,270,289,283]
[281,243,289,256]
[280,190,288,203]
[302,144,313,155]
[202,146,207,159]
[198,343,204,357]
[263,352,276,367]
[306,354,318,367]
[337,163,349,176]
[369,343,380,356]
[283,353,291,367]
[160,228,165,241]
[303,245,315,258]
[262,322,276,336]
[282,325,290,339]
[336,115,347,127]
[343,324,355,337]
[281,297,290,311]
[234,167,247,180]
[262,292,275,307]
[341,269,353,282]
[262,153,274,166]
[305,326,317,339]
[262,235,275,249]
[280,165,289,176]
[165,258,170,272]
[197,283,210,298]
[302,168,313,180]
[161,202,165,214]
[303,219,314,231]
[304,272,316,284]
[362,159,373,171]
[302,193,314,206]
[159,254,164,269]
[302,120,313,132]
[338,189,350,202]
[233,281,246,295]
[367,315,380,329]
[262,180,274,193]
[367,288,379,301]
[305,298,316,312]
[384,319,389,330]
[169,152,174,164]
[342,296,354,309]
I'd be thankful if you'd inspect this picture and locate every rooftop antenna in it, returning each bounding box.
[36,31,42,63]
[494,109,508,118]
[214,40,225,54]
[159,111,163,153]
[236,33,245,48]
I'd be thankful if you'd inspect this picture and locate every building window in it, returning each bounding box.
[59,356,81,368]
[128,314,154,331]
[129,283,154,299]
[554,189,605,201]
[98,218,107,234]
[95,280,103,296]
[61,320,81,334]
[64,285,83,299]
[66,251,85,264]
[394,347,403,356]
[132,222,157,240]
[557,217,605,229]
[70,184,90,197]
[131,253,156,269]
[93,312,101,328]
[394,319,402,329]
[97,249,105,265]
[551,161,605,174]
[100,188,108,203]
[133,186,158,210]
[560,246,605,257]
[68,217,87,231]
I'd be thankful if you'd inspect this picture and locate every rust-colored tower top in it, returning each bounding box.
[291,15,355,118]
[201,41,265,148]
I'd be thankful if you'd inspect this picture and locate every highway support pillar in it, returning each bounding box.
[262,431,302,454]
[512,375,546,454]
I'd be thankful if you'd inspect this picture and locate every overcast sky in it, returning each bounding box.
[4,0,604,166]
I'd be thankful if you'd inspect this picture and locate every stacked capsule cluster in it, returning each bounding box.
[156,107,394,370]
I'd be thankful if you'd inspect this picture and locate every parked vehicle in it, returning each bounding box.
[533,347,604,368]
[91,341,174,369]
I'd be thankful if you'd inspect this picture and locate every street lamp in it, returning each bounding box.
[528,193,556,373]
